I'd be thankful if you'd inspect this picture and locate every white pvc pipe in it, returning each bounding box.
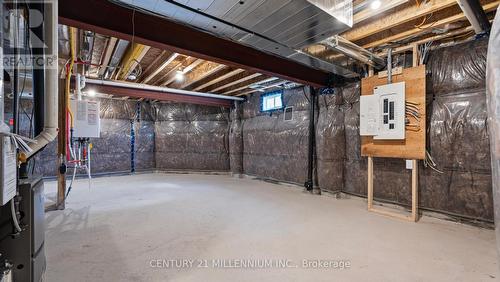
[456,0,485,34]
[76,74,82,100]
[10,200,21,233]
[85,78,245,101]
[0,4,7,134]
[26,0,59,159]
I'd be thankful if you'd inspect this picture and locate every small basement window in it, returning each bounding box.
[260,91,283,112]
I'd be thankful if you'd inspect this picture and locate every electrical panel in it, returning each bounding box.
[360,82,406,140]
[0,136,17,205]
[70,100,101,138]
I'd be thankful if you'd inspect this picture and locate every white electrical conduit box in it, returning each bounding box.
[360,82,406,140]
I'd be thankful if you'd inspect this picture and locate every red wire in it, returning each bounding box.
[66,110,71,162]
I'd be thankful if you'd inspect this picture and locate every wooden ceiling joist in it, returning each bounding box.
[139,50,167,80]
[353,0,409,24]
[192,68,245,92]
[342,0,458,42]
[160,58,204,87]
[170,62,226,90]
[362,1,499,49]
[221,76,275,95]
[153,57,190,86]
[97,37,117,78]
[376,25,477,57]
[211,73,262,93]
[141,52,179,84]
[234,80,286,97]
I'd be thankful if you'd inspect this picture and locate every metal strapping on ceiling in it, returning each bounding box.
[112,0,359,78]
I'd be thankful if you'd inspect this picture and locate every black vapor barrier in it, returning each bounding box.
[232,38,493,221]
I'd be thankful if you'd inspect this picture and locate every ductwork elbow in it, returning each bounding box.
[26,127,58,159]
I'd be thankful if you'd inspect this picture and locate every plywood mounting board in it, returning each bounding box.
[361,65,426,160]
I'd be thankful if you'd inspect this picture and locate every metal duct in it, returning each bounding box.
[85,78,245,101]
[0,0,6,135]
[320,36,386,68]
[104,39,129,79]
[456,0,491,34]
[111,0,359,78]
[306,0,353,27]
[27,0,58,159]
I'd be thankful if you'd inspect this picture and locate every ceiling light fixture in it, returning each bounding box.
[87,89,96,97]
[371,0,381,9]
[175,70,185,82]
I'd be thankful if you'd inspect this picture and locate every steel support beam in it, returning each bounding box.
[59,0,331,87]
[85,83,234,108]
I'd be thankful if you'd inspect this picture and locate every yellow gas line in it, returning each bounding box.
[66,27,77,128]
[117,43,150,80]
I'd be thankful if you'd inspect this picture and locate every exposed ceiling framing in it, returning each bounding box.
[59,0,499,100]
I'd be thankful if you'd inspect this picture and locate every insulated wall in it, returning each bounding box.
[487,9,500,260]
[316,90,345,192]
[154,103,230,171]
[30,98,156,176]
[335,39,492,220]
[421,39,492,220]
[234,39,493,221]
[92,99,155,173]
[240,88,310,184]
[18,97,230,177]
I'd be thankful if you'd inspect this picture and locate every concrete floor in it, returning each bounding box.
[44,173,498,282]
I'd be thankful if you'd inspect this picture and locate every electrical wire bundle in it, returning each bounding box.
[418,41,433,65]
[424,150,444,174]
[405,101,421,131]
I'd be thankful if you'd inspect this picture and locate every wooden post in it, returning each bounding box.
[368,66,374,77]
[57,78,66,210]
[412,44,419,67]
[411,159,418,221]
[367,156,373,209]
